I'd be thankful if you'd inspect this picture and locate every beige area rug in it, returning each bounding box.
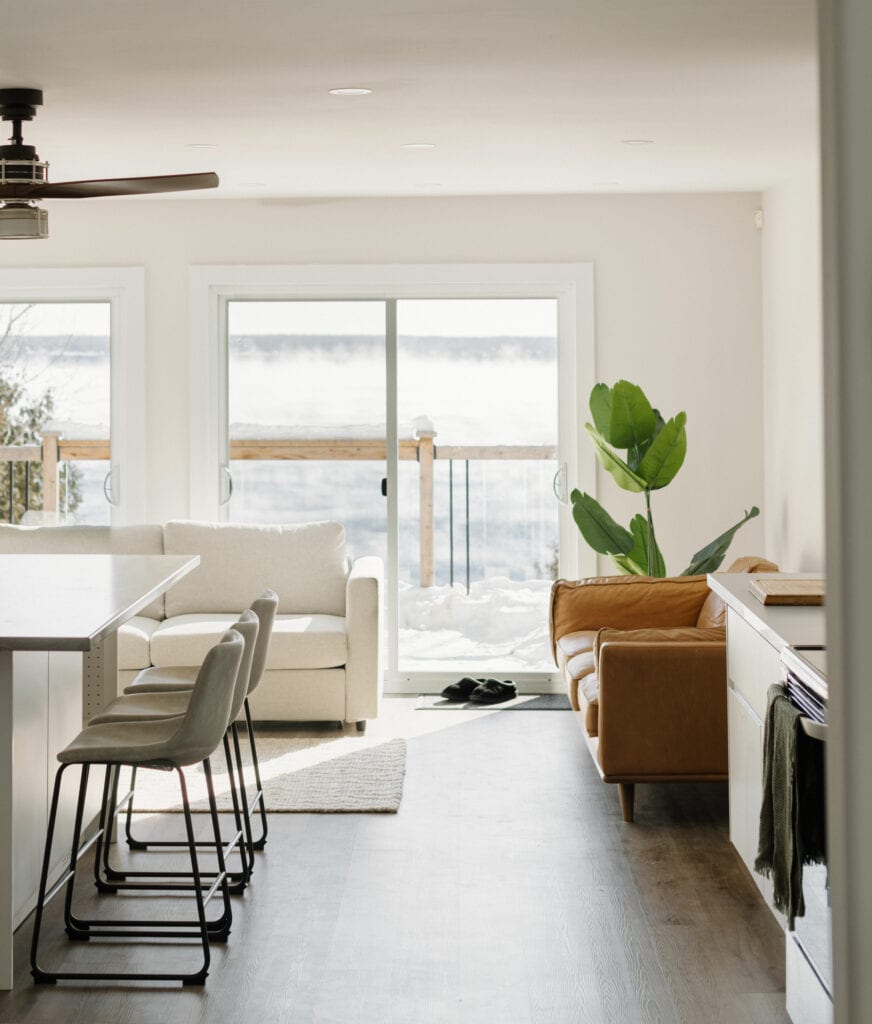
[123,735,407,814]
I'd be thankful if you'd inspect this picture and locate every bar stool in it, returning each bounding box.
[125,590,277,851]
[91,609,259,893]
[30,630,244,987]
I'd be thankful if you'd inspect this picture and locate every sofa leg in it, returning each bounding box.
[618,783,635,823]
[355,721,366,734]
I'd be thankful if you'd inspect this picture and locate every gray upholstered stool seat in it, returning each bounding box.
[89,693,190,724]
[30,630,244,987]
[124,665,197,693]
[57,717,187,764]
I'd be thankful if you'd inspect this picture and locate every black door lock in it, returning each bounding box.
[380,478,388,497]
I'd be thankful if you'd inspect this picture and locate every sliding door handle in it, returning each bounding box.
[219,464,234,506]
[552,463,568,505]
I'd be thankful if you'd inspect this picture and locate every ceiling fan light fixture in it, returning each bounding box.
[0,201,48,239]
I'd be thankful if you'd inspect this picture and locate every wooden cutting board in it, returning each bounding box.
[750,578,825,606]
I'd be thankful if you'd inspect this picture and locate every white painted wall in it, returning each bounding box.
[761,166,825,571]
[0,193,766,571]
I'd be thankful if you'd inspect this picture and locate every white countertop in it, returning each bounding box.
[0,554,199,651]
[707,572,827,653]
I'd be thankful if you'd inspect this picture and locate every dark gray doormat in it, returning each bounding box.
[416,693,571,711]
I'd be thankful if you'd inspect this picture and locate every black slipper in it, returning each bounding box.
[440,677,485,701]
[468,679,517,704]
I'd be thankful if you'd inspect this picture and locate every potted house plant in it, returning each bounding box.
[571,379,758,576]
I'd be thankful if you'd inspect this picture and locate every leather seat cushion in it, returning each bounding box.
[150,613,348,670]
[556,630,599,735]
[118,616,161,670]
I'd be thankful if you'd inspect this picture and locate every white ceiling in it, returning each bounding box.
[2,0,818,199]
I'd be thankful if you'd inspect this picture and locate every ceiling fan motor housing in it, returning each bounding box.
[0,89,47,184]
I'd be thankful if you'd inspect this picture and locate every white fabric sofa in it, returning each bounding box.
[0,520,383,727]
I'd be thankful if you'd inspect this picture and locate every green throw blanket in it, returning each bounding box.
[755,684,826,928]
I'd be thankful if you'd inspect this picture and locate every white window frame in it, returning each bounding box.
[189,263,596,688]
[0,268,147,524]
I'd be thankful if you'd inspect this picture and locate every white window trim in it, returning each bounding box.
[189,261,596,576]
[0,267,146,524]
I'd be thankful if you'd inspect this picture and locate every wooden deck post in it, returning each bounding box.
[40,431,60,519]
[417,428,436,587]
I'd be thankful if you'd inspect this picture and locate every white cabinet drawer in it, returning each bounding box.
[727,609,782,719]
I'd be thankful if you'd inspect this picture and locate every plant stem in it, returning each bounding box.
[644,489,657,576]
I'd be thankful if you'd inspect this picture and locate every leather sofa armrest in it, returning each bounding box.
[549,575,711,662]
[344,555,384,722]
[596,640,728,778]
[593,626,725,662]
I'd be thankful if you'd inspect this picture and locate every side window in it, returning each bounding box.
[0,302,111,524]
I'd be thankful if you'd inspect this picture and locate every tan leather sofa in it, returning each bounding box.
[550,556,777,821]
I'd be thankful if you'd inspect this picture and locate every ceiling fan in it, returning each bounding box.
[0,88,219,239]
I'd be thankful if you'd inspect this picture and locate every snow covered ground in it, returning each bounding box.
[398,576,553,671]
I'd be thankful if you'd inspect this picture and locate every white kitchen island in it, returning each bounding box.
[0,553,199,990]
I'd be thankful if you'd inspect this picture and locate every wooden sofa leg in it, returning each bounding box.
[618,783,635,823]
[355,721,366,733]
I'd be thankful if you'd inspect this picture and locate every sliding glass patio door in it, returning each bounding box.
[225,300,387,566]
[208,267,589,691]
[394,299,559,677]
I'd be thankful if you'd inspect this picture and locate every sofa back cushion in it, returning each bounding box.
[163,520,348,617]
[0,524,166,618]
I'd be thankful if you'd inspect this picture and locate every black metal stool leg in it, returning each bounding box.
[221,730,252,892]
[244,699,268,850]
[30,763,71,983]
[96,765,124,890]
[178,766,212,984]
[124,765,147,849]
[95,737,252,893]
[202,757,233,931]
[230,722,256,868]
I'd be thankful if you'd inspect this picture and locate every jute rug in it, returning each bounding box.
[416,693,570,711]
[123,735,406,814]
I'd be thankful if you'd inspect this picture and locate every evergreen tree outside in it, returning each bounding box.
[0,305,82,522]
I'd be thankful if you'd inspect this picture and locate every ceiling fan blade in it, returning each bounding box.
[0,171,219,200]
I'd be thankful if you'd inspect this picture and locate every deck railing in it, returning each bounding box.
[0,429,557,587]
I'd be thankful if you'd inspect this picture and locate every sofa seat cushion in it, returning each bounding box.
[555,630,599,736]
[118,616,161,671]
[150,613,348,670]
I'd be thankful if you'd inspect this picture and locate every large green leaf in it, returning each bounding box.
[584,424,647,493]
[608,380,657,451]
[681,506,761,576]
[628,409,665,471]
[637,412,687,489]
[589,383,613,441]
[611,552,647,575]
[570,490,634,556]
[626,513,667,577]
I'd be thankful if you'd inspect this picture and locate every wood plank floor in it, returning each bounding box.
[0,700,789,1024]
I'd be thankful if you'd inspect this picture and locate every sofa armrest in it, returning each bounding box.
[344,555,384,722]
[549,575,711,661]
[596,638,727,778]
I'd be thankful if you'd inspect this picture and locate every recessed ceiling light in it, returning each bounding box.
[185,143,218,149]
[621,139,654,146]
[329,87,372,96]
[401,143,436,150]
